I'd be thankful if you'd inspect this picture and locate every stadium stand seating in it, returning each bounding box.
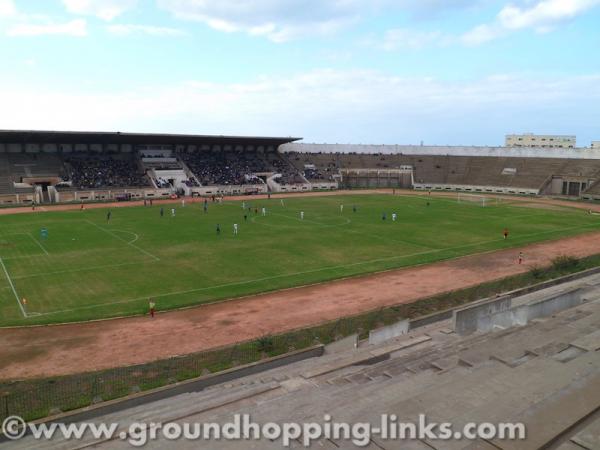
[584,182,600,195]
[178,150,301,186]
[0,148,302,203]
[4,142,600,203]
[286,151,600,192]
[0,153,64,195]
[64,154,150,189]
[0,154,13,195]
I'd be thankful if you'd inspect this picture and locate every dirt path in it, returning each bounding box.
[3,187,595,216]
[2,228,600,380]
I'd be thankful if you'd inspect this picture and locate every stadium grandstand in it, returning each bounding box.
[0,130,311,205]
[4,130,600,207]
[282,143,600,198]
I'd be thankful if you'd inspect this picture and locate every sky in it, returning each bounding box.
[0,0,599,146]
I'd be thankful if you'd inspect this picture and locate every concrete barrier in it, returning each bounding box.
[525,287,588,321]
[451,267,600,335]
[453,295,513,335]
[369,320,409,345]
[325,334,358,354]
[478,304,529,333]
[455,285,598,334]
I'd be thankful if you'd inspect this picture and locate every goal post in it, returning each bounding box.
[457,193,488,207]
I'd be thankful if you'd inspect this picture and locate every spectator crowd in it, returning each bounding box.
[63,151,308,189]
[179,151,277,185]
[67,156,149,189]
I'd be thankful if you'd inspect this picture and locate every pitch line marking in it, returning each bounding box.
[110,229,140,244]
[84,220,160,261]
[11,259,158,280]
[0,256,26,318]
[27,233,49,256]
[34,222,600,317]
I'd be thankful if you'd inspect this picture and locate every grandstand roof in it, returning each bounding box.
[0,130,301,147]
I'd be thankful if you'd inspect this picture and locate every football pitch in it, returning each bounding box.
[0,193,598,326]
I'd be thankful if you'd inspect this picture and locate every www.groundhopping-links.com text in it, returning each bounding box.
[2,414,526,447]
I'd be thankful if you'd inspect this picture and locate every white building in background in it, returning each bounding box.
[505,133,576,149]
[592,141,600,149]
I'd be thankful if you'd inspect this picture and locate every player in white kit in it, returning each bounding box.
[233,223,238,235]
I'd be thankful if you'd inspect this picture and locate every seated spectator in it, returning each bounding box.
[67,156,150,189]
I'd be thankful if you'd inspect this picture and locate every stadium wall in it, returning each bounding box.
[0,193,35,205]
[340,168,413,189]
[281,143,600,160]
[414,183,540,196]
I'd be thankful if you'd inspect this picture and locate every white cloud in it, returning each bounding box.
[6,19,87,37]
[62,0,137,21]
[0,0,16,17]
[498,0,600,31]
[462,0,600,45]
[155,0,490,42]
[1,70,598,145]
[157,0,364,42]
[107,24,186,36]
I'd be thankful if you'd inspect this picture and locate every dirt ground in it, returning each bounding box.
[1,190,600,380]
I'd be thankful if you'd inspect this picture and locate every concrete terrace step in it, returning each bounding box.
[4,383,280,450]
[422,354,600,450]
[490,371,600,450]
[301,335,432,379]
[571,329,600,352]
[570,414,600,449]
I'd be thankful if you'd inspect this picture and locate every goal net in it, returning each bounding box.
[457,193,490,207]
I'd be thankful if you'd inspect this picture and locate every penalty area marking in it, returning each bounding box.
[0,256,26,317]
[34,221,600,318]
[84,220,159,261]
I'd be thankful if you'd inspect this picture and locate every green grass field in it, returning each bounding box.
[0,193,598,326]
